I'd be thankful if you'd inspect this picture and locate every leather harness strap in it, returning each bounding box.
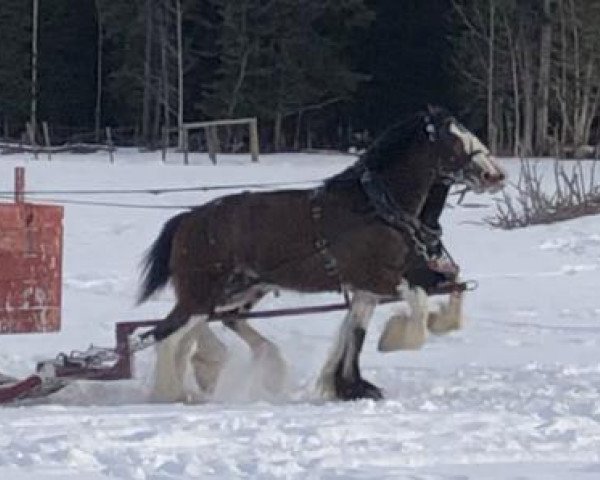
[310,187,343,290]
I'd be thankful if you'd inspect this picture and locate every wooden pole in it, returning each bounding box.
[250,118,259,162]
[176,0,184,150]
[206,126,217,164]
[487,0,495,154]
[183,127,189,165]
[26,122,38,160]
[106,127,114,163]
[15,167,25,203]
[31,0,39,156]
[42,121,51,160]
[161,126,167,163]
[94,0,104,143]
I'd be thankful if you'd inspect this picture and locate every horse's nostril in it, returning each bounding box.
[482,171,505,183]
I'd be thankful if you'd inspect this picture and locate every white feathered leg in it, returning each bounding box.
[317,290,381,400]
[225,319,287,395]
[151,316,206,402]
[428,289,464,334]
[378,283,429,352]
[189,320,228,395]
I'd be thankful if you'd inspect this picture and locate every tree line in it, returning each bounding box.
[451,0,600,156]
[1,0,599,155]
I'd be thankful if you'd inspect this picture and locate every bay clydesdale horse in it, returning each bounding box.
[137,106,505,402]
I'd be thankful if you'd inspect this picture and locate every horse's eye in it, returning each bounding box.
[452,138,464,156]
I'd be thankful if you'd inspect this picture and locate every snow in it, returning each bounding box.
[1,151,600,479]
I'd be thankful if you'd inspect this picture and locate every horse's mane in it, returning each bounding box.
[324,109,434,188]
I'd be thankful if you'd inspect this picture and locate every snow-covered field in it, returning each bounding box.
[1,151,599,479]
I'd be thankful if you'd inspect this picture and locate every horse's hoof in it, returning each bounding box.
[335,377,383,401]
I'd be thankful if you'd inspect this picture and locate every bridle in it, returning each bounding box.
[310,114,482,288]
[355,116,477,261]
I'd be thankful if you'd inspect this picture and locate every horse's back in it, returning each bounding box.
[172,189,318,274]
[170,187,412,299]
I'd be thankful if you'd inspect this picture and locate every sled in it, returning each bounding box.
[0,280,473,404]
[0,167,474,404]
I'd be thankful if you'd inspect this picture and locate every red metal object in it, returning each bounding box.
[0,375,43,403]
[0,168,63,334]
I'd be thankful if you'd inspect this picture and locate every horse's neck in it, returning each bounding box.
[380,150,438,217]
[420,183,450,230]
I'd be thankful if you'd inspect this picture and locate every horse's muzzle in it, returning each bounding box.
[481,169,505,184]
[480,164,506,192]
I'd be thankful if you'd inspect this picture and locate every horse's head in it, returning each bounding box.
[424,106,505,193]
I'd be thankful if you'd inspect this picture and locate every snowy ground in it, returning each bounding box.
[0,151,599,479]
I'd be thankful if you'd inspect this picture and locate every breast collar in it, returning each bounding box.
[357,162,441,260]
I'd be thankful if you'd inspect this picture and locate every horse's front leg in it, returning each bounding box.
[318,290,382,401]
[378,282,429,352]
[427,288,464,334]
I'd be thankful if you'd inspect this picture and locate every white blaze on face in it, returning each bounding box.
[449,121,505,192]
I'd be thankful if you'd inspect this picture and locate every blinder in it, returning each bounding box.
[424,115,437,142]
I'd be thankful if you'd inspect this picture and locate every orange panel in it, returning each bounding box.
[0,202,63,334]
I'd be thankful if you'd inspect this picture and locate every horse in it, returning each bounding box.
[136,106,505,402]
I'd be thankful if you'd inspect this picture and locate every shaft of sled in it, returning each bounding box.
[209,281,471,322]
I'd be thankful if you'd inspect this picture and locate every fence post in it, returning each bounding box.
[161,126,167,163]
[206,126,217,165]
[105,127,114,163]
[15,167,25,203]
[183,127,189,165]
[250,118,259,163]
[26,122,38,160]
[42,121,51,160]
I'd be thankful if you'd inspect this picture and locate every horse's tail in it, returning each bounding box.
[138,211,188,304]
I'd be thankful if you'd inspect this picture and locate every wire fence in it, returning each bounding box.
[0,179,324,210]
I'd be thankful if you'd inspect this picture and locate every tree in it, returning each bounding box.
[37,0,97,128]
[451,0,600,156]
[0,1,31,134]
[202,0,373,150]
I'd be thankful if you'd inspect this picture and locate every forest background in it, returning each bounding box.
[0,0,599,156]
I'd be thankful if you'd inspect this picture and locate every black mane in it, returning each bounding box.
[324,107,450,189]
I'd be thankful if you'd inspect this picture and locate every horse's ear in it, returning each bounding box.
[426,104,442,117]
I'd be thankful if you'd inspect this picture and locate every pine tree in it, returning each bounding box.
[202,0,373,150]
[0,1,31,133]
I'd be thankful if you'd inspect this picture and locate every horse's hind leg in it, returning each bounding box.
[153,313,228,402]
[223,318,287,395]
[318,290,382,401]
[148,295,224,402]
[220,290,287,394]
[188,320,228,395]
[150,304,195,402]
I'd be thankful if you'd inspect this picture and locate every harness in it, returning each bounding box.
[358,166,442,260]
[310,187,343,288]
[309,162,444,288]
[309,116,474,283]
